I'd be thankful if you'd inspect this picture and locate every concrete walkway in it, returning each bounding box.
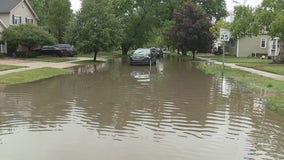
[0,57,106,76]
[197,57,284,81]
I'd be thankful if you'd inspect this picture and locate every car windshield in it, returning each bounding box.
[133,49,150,56]
[54,44,72,49]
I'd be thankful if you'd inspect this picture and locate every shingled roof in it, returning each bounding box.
[0,0,22,13]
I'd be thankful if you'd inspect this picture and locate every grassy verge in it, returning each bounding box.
[201,55,271,63]
[238,63,284,75]
[198,64,284,116]
[0,64,24,71]
[78,51,121,59]
[28,56,76,62]
[0,67,70,84]
[198,54,284,75]
[73,60,105,65]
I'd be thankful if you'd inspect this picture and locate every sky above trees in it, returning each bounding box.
[70,0,263,12]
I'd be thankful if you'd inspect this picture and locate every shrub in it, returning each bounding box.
[2,24,57,54]
[13,51,40,58]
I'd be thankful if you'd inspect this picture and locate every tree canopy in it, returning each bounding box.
[47,0,72,43]
[65,0,122,60]
[168,0,213,59]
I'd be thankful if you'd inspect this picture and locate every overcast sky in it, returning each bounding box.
[70,0,263,13]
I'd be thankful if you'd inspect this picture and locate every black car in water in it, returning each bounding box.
[130,48,156,65]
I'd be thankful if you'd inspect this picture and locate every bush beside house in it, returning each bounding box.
[2,24,56,57]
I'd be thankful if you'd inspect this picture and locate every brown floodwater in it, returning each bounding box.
[0,57,283,160]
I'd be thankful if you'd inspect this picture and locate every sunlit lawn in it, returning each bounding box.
[0,64,23,71]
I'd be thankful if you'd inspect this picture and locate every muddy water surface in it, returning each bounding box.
[0,57,283,160]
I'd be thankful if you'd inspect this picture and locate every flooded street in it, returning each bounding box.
[0,57,283,160]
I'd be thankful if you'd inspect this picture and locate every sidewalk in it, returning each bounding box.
[197,57,284,81]
[0,57,106,76]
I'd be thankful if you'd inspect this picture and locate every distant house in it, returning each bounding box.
[227,35,281,58]
[0,0,38,53]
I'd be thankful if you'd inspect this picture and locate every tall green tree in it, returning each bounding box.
[192,0,227,21]
[112,0,162,55]
[65,0,122,61]
[47,0,72,42]
[168,0,213,59]
[28,0,50,25]
[231,6,255,38]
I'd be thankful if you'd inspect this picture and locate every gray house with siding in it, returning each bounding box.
[227,35,281,58]
[0,0,38,53]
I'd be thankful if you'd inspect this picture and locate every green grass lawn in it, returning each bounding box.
[199,54,284,75]
[0,67,70,84]
[237,63,284,75]
[207,55,271,63]
[28,56,76,62]
[198,63,284,116]
[0,64,24,71]
[73,60,105,65]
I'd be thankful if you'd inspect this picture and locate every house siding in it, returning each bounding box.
[10,1,37,25]
[0,14,10,26]
[229,35,270,57]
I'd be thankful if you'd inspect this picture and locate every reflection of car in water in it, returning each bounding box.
[130,48,156,65]
[130,66,153,83]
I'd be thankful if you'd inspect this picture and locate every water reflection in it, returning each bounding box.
[0,58,283,160]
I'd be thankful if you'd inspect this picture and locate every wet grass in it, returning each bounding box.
[198,54,284,75]
[201,54,272,63]
[78,51,121,59]
[0,64,23,71]
[73,60,105,65]
[238,63,284,75]
[198,64,284,116]
[27,56,76,62]
[0,67,70,84]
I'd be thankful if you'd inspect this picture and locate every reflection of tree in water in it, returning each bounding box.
[69,59,217,140]
[0,58,283,159]
[0,77,75,133]
[209,76,284,159]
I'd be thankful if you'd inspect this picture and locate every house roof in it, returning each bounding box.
[0,0,38,19]
[0,0,22,13]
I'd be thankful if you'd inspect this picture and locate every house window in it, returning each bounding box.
[26,18,33,24]
[13,15,21,25]
[260,38,266,48]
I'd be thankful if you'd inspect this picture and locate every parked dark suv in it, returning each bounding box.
[53,44,76,57]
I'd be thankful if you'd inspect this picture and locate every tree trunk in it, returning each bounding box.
[93,51,97,61]
[121,44,130,55]
[182,48,186,55]
[192,50,196,60]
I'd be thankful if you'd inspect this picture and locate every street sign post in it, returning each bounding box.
[219,28,230,77]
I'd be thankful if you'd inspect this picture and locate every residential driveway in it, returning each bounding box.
[198,57,284,81]
[0,57,105,76]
